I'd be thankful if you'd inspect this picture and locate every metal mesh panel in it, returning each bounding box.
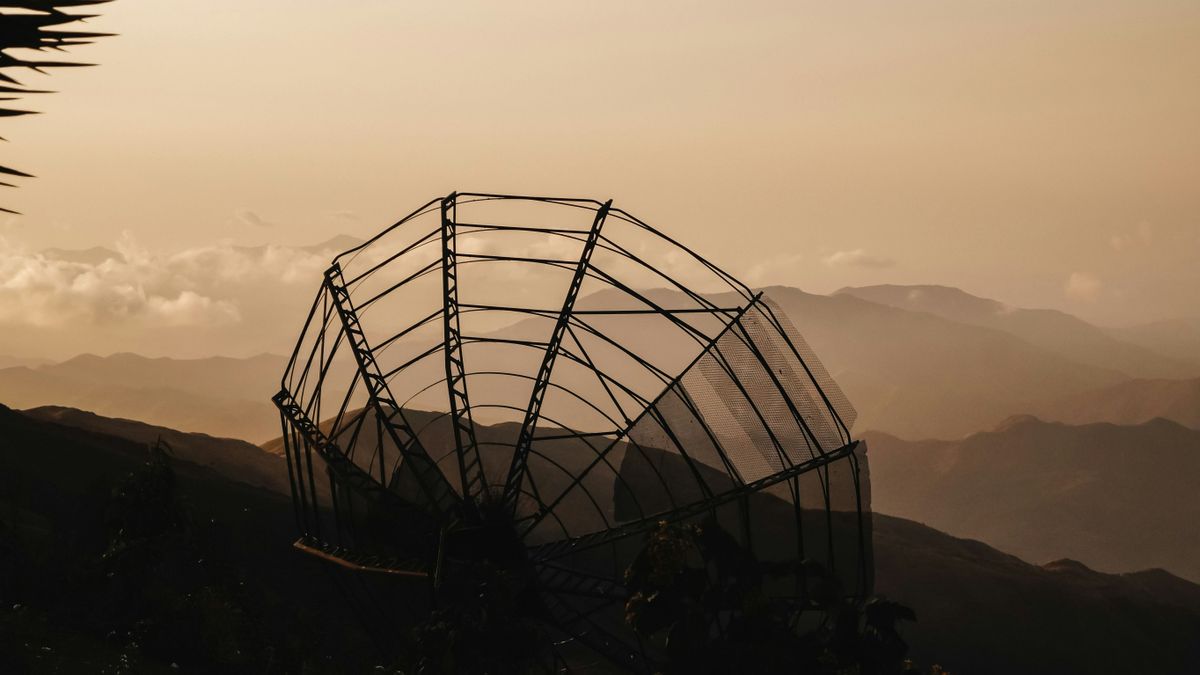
[760,295,857,432]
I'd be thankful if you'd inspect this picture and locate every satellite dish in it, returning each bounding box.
[274,193,871,672]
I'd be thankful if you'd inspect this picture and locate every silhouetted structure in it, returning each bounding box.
[274,193,872,671]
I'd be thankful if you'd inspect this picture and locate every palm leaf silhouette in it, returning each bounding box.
[0,0,113,213]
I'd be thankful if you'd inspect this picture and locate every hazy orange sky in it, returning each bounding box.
[1,0,1198,358]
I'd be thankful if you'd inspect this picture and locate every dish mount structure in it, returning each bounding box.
[274,192,872,671]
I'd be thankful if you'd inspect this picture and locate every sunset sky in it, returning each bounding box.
[1,0,1198,359]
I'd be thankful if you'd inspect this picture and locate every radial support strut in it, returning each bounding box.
[503,199,612,509]
[324,263,460,521]
[440,193,487,505]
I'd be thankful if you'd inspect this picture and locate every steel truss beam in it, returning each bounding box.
[272,389,430,524]
[323,263,460,521]
[503,199,612,509]
[440,193,487,505]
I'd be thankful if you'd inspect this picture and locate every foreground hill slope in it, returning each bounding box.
[21,405,291,495]
[874,516,1200,675]
[0,403,378,672]
[867,416,1200,582]
[4,405,1200,673]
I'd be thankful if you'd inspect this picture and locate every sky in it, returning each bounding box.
[1,0,1198,359]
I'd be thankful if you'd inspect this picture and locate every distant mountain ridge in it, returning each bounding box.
[0,352,287,443]
[1039,376,1200,429]
[836,284,1198,378]
[753,285,1129,438]
[2,283,1192,442]
[866,415,1200,582]
[1108,316,1200,367]
[485,284,1136,439]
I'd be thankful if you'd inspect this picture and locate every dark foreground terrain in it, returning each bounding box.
[2,404,1199,673]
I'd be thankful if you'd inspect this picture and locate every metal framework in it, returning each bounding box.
[274,192,873,672]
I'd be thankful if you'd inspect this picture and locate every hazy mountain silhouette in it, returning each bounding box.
[0,353,287,443]
[867,416,1200,582]
[0,354,49,370]
[1108,317,1200,367]
[494,285,1128,439]
[835,284,1197,378]
[1038,377,1200,429]
[0,283,1177,443]
[757,286,1134,438]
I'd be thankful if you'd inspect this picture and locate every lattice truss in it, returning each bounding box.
[274,193,872,671]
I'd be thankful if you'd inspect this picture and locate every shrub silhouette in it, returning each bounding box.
[624,518,931,675]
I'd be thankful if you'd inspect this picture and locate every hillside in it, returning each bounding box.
[0,403,383,673]
[866,416,1200,582]
[5,405,1200,672]
[836,284,1198,378]
[874,516,1200,675]
[21,406,291,495]
[1038,377,1200,429]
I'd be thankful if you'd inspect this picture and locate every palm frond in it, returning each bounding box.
[1,0,112,211]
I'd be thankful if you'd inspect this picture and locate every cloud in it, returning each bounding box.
[742,252,804,286]
[0,235,337,329]
[235,209,274,228]
[822,249,895,269]
[328,210,361,222]
[1110,221,1152,251]
[1064,272,1103,303]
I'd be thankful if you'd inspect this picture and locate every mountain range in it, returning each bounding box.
[867,415,1200,582]
[0,352,286,443]
[1109,316,1200,367]
[835,284,1199,378]
[1,283,1195,443]
[1038,376,1200,429]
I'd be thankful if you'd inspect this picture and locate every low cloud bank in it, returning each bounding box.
[0,235,338,329]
